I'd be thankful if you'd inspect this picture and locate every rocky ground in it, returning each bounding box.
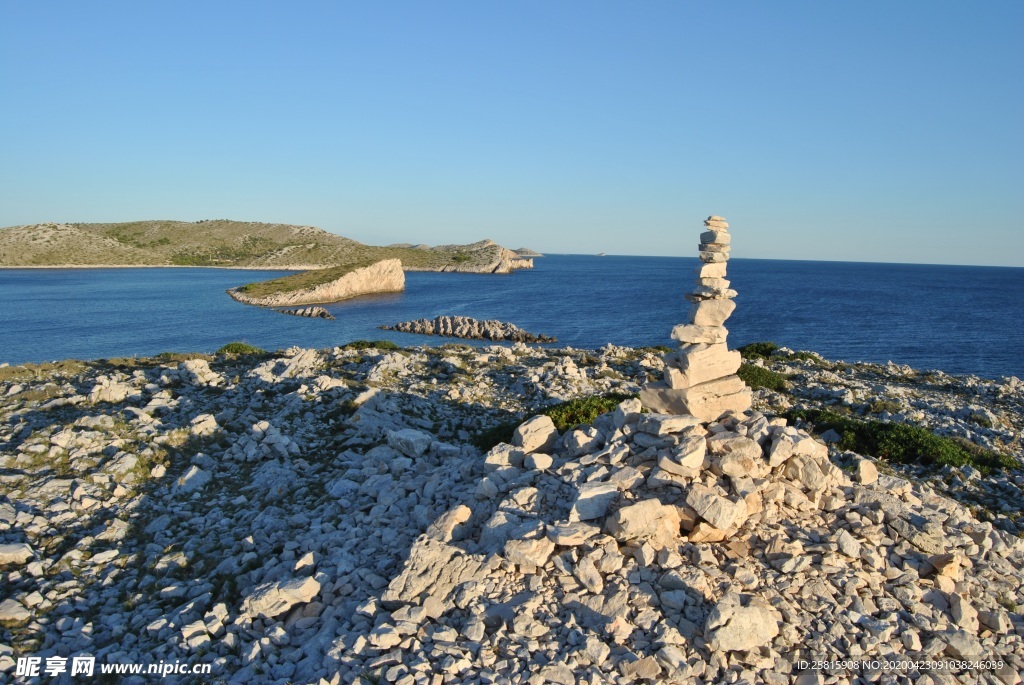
[0,342,1021,684]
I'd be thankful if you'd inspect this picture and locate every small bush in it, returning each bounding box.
[637,346,672,355]
[789,350,821,362]
[543,393,636,432]
[784,409,1017,472]
[472,392,637,451]
[738,363,788,392]
[868,399,902,414]
[968,412,994,429]
[344,340,401,351]
[738,341,779,360]
[216,342,266,355]
[472,420,519,451]
[154,352,213,363]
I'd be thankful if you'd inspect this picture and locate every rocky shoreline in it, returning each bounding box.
[0,340,1021,683]
[381,316,557,343]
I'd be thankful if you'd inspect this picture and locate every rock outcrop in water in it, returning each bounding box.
[228,259,405,307]
[382,315,556,343]
[640,215,752,421]
[277,306,335,320]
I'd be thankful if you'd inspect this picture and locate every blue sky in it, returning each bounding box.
[1,2,1021,265]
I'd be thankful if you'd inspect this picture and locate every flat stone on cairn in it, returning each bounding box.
[640,215,752,422]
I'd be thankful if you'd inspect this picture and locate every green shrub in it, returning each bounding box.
[738,363,788,392]
[968,412,994,429]
[738,341,779,360]
[637,346,672,355]
[543,393,636,432]
[868,399,902,414]
[344,340,400,351]
[154,352,213,363]
[472,392,637,451]
[216,342,266,355]
[471,420,520,451]
[789,350,821,362]
[784,409,1017,472]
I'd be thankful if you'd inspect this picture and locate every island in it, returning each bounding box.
[381,315,557,342]
[0,220,537,305]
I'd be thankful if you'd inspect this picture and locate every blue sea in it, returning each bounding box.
[1,256,1022,379]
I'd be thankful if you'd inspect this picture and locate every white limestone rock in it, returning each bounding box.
[685,484,747,531]
[659,436,706,474]
[0,598,30,624]
[855,457,879,485]
[381,537,486,609]
[512,415,559,454]
[696,262,728,279]
[705,593,780,652]
[178,359,224,387]
[243,576,321,619]
[665,344,742,388]
[612,398,643,429]
[689,298,736,327]
[640,376,752,423]
[784,454,828,492]
[570,482,619,522]
[0,543,34,566]
[605,498,681,549]
[670,323,729,345]
[174,465,212,494]
[387,428,433,458]
[636,413,701,436]
[503,537,555,568]
[700,229,731,245]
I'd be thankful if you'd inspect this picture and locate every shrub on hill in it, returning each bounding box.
[738,341,779,360]
[216,342,266,355]
[472,392,637,451]
[784,408,1017,472]
[738,363,788,392]
[343,340,401,351]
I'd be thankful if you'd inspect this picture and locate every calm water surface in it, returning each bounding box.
[1,256,1021,379]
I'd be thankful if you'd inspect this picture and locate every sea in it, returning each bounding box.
[1,256,1022,380]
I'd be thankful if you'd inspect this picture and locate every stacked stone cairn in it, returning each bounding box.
[640,215,752,422]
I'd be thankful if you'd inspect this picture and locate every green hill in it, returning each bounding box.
[0,220,531,273]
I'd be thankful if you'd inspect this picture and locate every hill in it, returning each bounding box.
[0,220,534,273]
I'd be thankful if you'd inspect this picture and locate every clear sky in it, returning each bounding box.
[1,2,1021,265]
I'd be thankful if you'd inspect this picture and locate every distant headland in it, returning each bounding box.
[0,219,536,306]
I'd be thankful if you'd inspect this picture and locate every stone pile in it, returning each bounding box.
[641,215,752,422]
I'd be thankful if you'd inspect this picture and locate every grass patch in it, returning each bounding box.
[216,342,266,355]
[738,341,779,360]
[0,359,89,382]
[154,352,213,364]
[472,392,637,451]
[637,345,672,355]
[343,340,401,352]
[868,399,902,414]
[738,363,788,392]
[784,408,1018,472]
[544,393,636,431]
